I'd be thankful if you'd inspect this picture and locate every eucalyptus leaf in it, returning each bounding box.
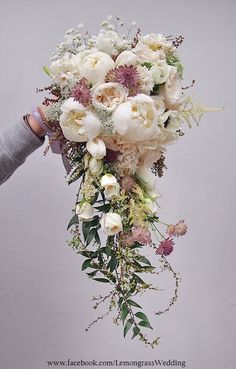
[131,326,140,339]
[124,318,133,337]
[127,299,142,308]
[121,304,129,324]
[138,320,153,329]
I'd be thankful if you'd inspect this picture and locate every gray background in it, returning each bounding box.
[0,0,235,368]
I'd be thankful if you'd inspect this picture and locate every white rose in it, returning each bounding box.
[75,50,115,85]
[100,212,123,235]
[115,51,139,67]
[100,173,117,187]
[112,94,161,142]
[89,158,103,174]
[136,165,156,191]
[86,138,106,159]
[76,202,94,220]
[59,98,101,142]
[160,66,182,107]
[100,173,120,199]
[92,82,128,112]
[150,60,169,84]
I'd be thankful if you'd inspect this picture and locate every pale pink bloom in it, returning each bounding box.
[167,219,187,237]
[132,227,152,245]
[155,238,174,256]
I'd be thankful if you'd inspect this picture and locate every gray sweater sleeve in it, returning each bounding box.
[0,120,45,185]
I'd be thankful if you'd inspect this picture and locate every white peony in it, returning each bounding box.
[134,33,175,63]
[160,66,182,108]
[92,82,128,112]
[94,30,128,57]
[112,94,161,142]
[76,202,94,220]
[136,65,154,95]
[74,50,115,85]
[86,137,106,159]
[100,212,123,235]
[115,50,139,67]
[59,98,101,142]
[150,60,169,84]
[50,53,80,87]
[100,174,120,199]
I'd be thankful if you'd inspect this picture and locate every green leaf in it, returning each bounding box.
[67,214,78,230]
[93,278,110,283]
[86,270,98,277]
[121,304,129,324]
[133,274,145,285]
[137,256,152,266]
[141,62,153,69]
[81,259,92,271]
[43,65,51,76]
[127,300,142,309]
[118,297,123,307]
[124,318,133,337]
[131,326,140,339]
[86,228,97,246]
[108,255,117,273]
[94,203,111,212]
[82,216,99,239]
[94,230,101,245]
[68,167,84,185]
[138,320,153,329]
[135,311,149,321]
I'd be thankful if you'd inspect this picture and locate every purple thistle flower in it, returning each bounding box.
[71,78,92,106]
[105,65,140,96]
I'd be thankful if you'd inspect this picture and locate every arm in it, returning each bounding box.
[0,114,46,185]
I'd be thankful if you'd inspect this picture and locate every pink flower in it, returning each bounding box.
[71,78,92,106]
[155,238,174,256]
[132,227,152,245]
[121,175,135,191]
[105,65,140,96]
[167,220,187,237]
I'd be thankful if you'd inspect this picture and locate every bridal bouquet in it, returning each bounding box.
[39,16,219,348]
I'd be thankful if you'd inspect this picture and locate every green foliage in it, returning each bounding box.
[67,214,78,230]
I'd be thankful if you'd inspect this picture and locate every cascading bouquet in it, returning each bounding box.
[38,16,220,348]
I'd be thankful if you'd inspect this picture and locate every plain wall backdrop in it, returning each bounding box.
[0,0,235,368]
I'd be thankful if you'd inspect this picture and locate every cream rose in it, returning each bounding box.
[75,50,115,85]
[112,94,161,142]
[100,174,120,199]
[76,202,94,220]
[134,33,175,63]
[92,82,128,112]
[160,66,182,107]
[59,98,101,142]
[100,212,123,235]
[94,30,127,56]
[86,138,106,159]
